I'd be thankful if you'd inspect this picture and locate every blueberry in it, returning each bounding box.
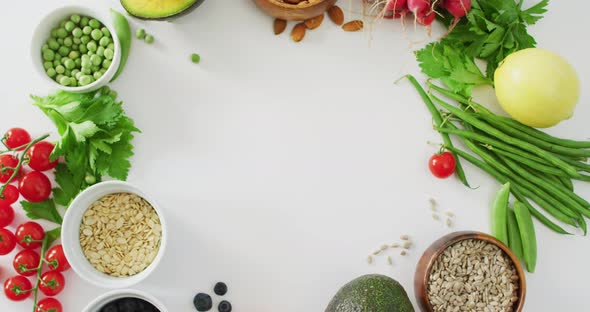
[218,300,232,312]
[214,282,228,296]
[119,298,138,311]
[99,302,119,312]
[194,293,213,311]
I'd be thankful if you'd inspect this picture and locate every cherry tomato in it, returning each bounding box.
[13,249,41,277]
[36,297,63,312]
[4,275,32,301]
[429,151,457,179]
[39,271,65,296]
[3,128,31,151]
[45,245,70,272]
[27,141,58,172]
[18,171,51,203]
[0,154,22,183]
[0,204,15,227]
[0,184,19,206]
[0,228,17,255]
[15,222,45,250]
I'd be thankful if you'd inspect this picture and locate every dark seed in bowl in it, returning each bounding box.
[214,282,228,296]
[194,293,213,311]
[99,297,159,312]
[218,300,232,312]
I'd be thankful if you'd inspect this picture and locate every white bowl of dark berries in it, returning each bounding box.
[194,282,233,312]
[83,289,166,312]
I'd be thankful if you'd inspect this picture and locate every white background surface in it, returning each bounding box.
[1,0,589,311]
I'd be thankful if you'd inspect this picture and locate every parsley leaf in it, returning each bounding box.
[21,199,63,224]
[46,227,62,245]
[520,0,549,25]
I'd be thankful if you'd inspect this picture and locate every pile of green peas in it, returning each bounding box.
[41,14,115,87]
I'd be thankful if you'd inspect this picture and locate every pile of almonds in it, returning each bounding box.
[273,4,364,42]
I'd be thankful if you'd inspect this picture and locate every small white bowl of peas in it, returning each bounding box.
[31,5,121,92]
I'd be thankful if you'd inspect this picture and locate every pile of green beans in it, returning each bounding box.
[405,75,590,236]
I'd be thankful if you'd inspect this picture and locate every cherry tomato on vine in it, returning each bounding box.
[4,275,32,301]
[39,271,65,296]
[0,204,15,227]
[0,154,22,183]
[3,128,31,151]
[27,141,58,172]
[45,245,70,272]
[18,171,51,203]
[428,152,457,179]
[15,222,45,250]
[36,297,63,312]
[0,184,19,206]
[0,228,17,255]
[13,249,41,277]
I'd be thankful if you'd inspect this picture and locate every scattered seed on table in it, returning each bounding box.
[444,211,455,217]
[387,256,393,265]
[400,250,407,256]
[432,213,440,221]
[429,198,438,210]
[372,250,381,256]
[446,218,453,227]
[402,241,412,249]
[367,255,373,264]
[391,243,400,248]
[400,235,409,241]
[380,244,389,251]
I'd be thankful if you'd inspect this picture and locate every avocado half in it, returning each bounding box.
[121,0,205,20]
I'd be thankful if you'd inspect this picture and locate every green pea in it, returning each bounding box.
[107,43,115,50]
[81,58,91,68]
[57,38,64,45]
[53,59,61,67]
[83,26,92,35]
[102,59,112,69]
[81,54,90,62]
[100,68,107,75]
[96,46,105,57]
[87,41,97,52]
[61,57,69,64]
[42,50,55,61]
[51,28,58,38]
[48,38,59,50]
[70,14,81,24]
[90,54,102,66]
[82,67,92,75]
[64,37,73,47]
[55,74,65,82]
[104,48,114,60]
[99,37,110,47]
[75,58,82,67]
[136,28,146,39]
[57,28,68,38]
[64,69,71,77]
[58,46,70,57]
[92,65,100,72]
[81,35,90,44]
[93,71,103,80]
[59,20,67,28]
[71,69,80,76]
[73,37,81,44]
[55,65,65,74]
[79,45,88,54]
[59,76,71,86]
[144,34,154,44]
[101,27,110,37]
[72,44,79,50]
[79,75,93,86]
[72,27,83,38]
[89,19,101,29]
[42,44,50,52]
[69,51,80,59]
[70,77,78,87]
[65,21,75,32]
[43,61,53,70]
[80,16,89,27]
[46,68,56,78]
[75,71,83,80]
[64,59,76,70]
[91,29,103,41]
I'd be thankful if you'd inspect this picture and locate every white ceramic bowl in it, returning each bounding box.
[31,5,121,92]
[83,289,168,312]
[62,181,167,289]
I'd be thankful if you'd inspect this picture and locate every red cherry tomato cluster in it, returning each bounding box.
[1,128,66,311]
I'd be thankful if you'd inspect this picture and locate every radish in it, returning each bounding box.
[407,0,431,17]
[416,11,436,26]
[385,0,407,11]
[440,0,471,32]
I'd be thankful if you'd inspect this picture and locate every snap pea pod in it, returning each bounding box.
[444,145,569,234]
[428,82,590,149]
[404,75,470,187]
[514,201,537,273]
[430,94,581,178]
[491,182,511,245]
[109,9,131,82]
[507,208,524,261]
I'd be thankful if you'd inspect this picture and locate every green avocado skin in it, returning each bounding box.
[325,274,415,312]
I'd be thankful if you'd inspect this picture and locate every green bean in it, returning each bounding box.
[526,169,590,212]
[109,9,131,83]
[557,176,574,192]
[555,154,590,173]
[428,82,590,149]
[507,208,524,261]
[579,217,587,236]
[491,147,568,177]
[444,145,570,234]
[514,201,537,273]
[491,182,510,245]
[404,75,470,187]
[430,94,580,178]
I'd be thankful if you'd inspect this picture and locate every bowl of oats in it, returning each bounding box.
[61,181,167,288]
[414,231,526,312]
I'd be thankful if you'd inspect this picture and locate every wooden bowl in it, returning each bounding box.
[253,0,337,21]
[414,231,526,312]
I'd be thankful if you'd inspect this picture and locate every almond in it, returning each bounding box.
[342,20,364,32]
[305,14,324,30]
[327,5,344,25]
[274,18,287,35]
[291,23,306,42]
